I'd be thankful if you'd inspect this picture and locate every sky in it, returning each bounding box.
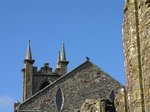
[0,0,125,112]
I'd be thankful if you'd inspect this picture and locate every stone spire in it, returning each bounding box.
[23,40,34,101]
[26,40,32,60]
[56,51,61,68]
[58,42,69,75]
[61,42,66,61]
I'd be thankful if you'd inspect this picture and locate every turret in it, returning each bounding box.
[58,42,69,75]
[22,40,35,102]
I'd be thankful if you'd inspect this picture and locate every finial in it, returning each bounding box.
[61,42,66,61]
[26,40,32,60]
[57,51,61,68]
[28,40,30,44]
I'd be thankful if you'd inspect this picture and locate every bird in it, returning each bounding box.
[86,56,90,61]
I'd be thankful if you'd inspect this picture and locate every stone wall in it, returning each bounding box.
[123,0,150,112]
[138,1,150,111]
[18,61,123,112]
[32,74,60,94]
[80,99,116,112]
[80,99,102,112]
[115,88,127,112]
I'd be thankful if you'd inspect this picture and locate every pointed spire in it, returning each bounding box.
[57,42,69,75]
[26,40,32,60]
[57,51,61,68]
[61,42,66,61]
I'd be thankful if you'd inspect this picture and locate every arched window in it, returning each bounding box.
[110,90,115,101]
[40,81,49,90]
[56,89,63,111]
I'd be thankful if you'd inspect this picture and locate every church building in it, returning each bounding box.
[15,41,123,112]
[14,0,150,112]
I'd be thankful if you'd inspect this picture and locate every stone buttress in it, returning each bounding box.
[123,0,150,112]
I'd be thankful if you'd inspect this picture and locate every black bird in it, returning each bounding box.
[86,56,90,61]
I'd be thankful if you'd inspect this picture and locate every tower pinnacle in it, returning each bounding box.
[61,42,66,61]
[23,40,34,101]
[26,40,32,60]
[57,51,61,68]
[57,42,69,74]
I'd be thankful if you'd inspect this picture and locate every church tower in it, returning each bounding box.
[22,40,35,102]
[123,0,150,112]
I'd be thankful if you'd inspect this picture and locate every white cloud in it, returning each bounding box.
[0,96,15,112]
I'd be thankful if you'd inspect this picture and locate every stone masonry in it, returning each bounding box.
[123,0,150,112]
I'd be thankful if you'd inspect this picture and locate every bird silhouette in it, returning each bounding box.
[86,56,90,61]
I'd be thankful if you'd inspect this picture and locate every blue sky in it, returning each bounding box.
[0,0,125,112]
